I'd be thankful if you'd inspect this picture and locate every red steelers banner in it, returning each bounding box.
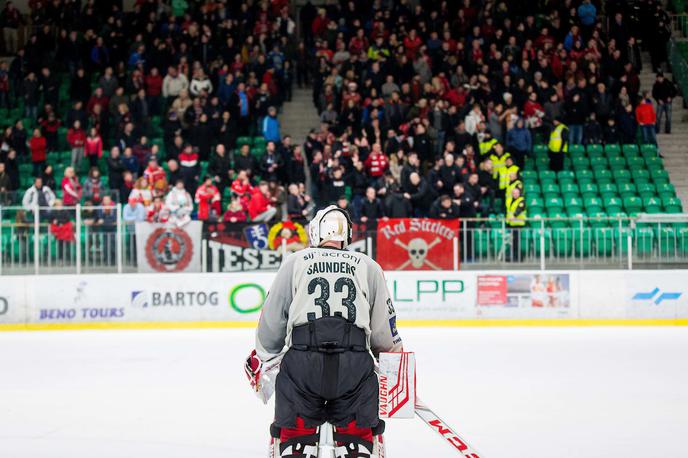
[376,219,459,271]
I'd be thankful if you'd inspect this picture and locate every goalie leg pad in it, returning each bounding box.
[332,420,376,458]
[271,418,320,458]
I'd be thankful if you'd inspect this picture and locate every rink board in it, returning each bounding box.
[0,270,687,330]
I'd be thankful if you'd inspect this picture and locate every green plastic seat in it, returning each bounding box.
[533,144,548,156]
[576,169,594,182]
[623,196,643,213]
[584,196,603,212]
[571,156,590,170]
[559,177,576,189]
[612,169,632,184]
[650,169,669,183]
[631,169,650,185]
[531,228,552,256]
[599,182,618,198]
[614,227,634,255]
[522,170,538,182]
[656,183,676,199]
[580,182,599,199]
[557,170,575,182]
[678,228,688,256]
[617,182,637,198]
[593,168,613,184]
[546,211,568,227]
[635,227,655,257]
[569,144,585,156]
[636,182,656,198]
[644,156,663,169]
[539,170,556,182]
[594,227,614,256]
[640,144,658,157]
[658,227,677,256]
[545,196,564,211]
[608,157,626,169]
[560,183,579,195]
[626,157,645,170]
[643,196,662,213]
[564,195,583,210]
[572,227,592,256]
[586,144,604,157]
[622,144,639,155]
[662,197,683,213]
[524,183,542,195]
[603,196,623,213]
[551,227,573,255]
[526,195,544,210]
[542,183,561,195]
[589,156,608,169]
[604,143,621,156]
[567,209,586,221]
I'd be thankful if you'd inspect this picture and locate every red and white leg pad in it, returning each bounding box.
[269,418,319,458]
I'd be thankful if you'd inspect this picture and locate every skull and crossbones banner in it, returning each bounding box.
[376,218,459,271]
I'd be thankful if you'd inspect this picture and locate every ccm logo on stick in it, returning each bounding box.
[428,419,481,457]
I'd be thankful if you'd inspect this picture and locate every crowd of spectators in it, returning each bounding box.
[0,0,678,241]
[301,0,674,230]
[1,0,298,232]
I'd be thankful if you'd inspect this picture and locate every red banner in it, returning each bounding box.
[376,219,459,270]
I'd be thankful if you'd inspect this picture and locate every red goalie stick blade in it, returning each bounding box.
[415,398,484,457]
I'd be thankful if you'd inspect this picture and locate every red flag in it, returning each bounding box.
[376,219,459,270]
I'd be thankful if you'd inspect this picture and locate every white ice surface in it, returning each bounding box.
[0,327,687,458]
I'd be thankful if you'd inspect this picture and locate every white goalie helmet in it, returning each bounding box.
[308,205,353,248]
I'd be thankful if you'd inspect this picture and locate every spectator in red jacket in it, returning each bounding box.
[364,143,389,180]
[223,195,248,224]
[635,93,657,145]
[248,181,277,222]
[143,157,166,190]
[84,127,103,169]
[29,128,47,176]
[67,120,86,168]
[195,176,221,222]
[39,112,61,153]
[145,67,163,115]
[231,169,253,208]
[61,167,82,206]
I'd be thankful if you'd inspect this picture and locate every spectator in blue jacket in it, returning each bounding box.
[262,106,281,143]
[506,118,532,167]
[577,0,597,39]
[123,196,146,224]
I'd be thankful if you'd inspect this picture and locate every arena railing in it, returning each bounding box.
[0,207,687,275]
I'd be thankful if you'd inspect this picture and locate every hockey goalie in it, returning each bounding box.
[245,205,403,457]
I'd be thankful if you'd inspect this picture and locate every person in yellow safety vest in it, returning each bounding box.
[505,170,523,209]
[499,156,520,193]
[506,186,527,261]
[489,143,511,182]
[548,118,569,172]
[479,131,498,159]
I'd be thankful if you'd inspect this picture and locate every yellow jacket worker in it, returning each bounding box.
[548,118,569,172]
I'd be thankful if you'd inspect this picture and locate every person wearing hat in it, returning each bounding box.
[652,72,676,134]
[548,117,568,172]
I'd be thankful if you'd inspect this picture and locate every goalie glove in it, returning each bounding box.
[244,349,281,404]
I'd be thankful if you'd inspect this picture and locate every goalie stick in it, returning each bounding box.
[415,397,484,458]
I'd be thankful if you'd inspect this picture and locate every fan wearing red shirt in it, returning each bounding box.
[195,176,221,221]
[143,158,167,188]
[67,121,86,168]
[231,169,253,209]
[29,128,47,176]
[403,29,422,59]
[247,181,277,222]
[364,143,389,178]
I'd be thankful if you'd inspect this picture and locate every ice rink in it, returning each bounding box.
[0,326,687,458]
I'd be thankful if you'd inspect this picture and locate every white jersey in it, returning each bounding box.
[256,247,403,361]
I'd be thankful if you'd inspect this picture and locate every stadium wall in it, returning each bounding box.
[0,270,687,330]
